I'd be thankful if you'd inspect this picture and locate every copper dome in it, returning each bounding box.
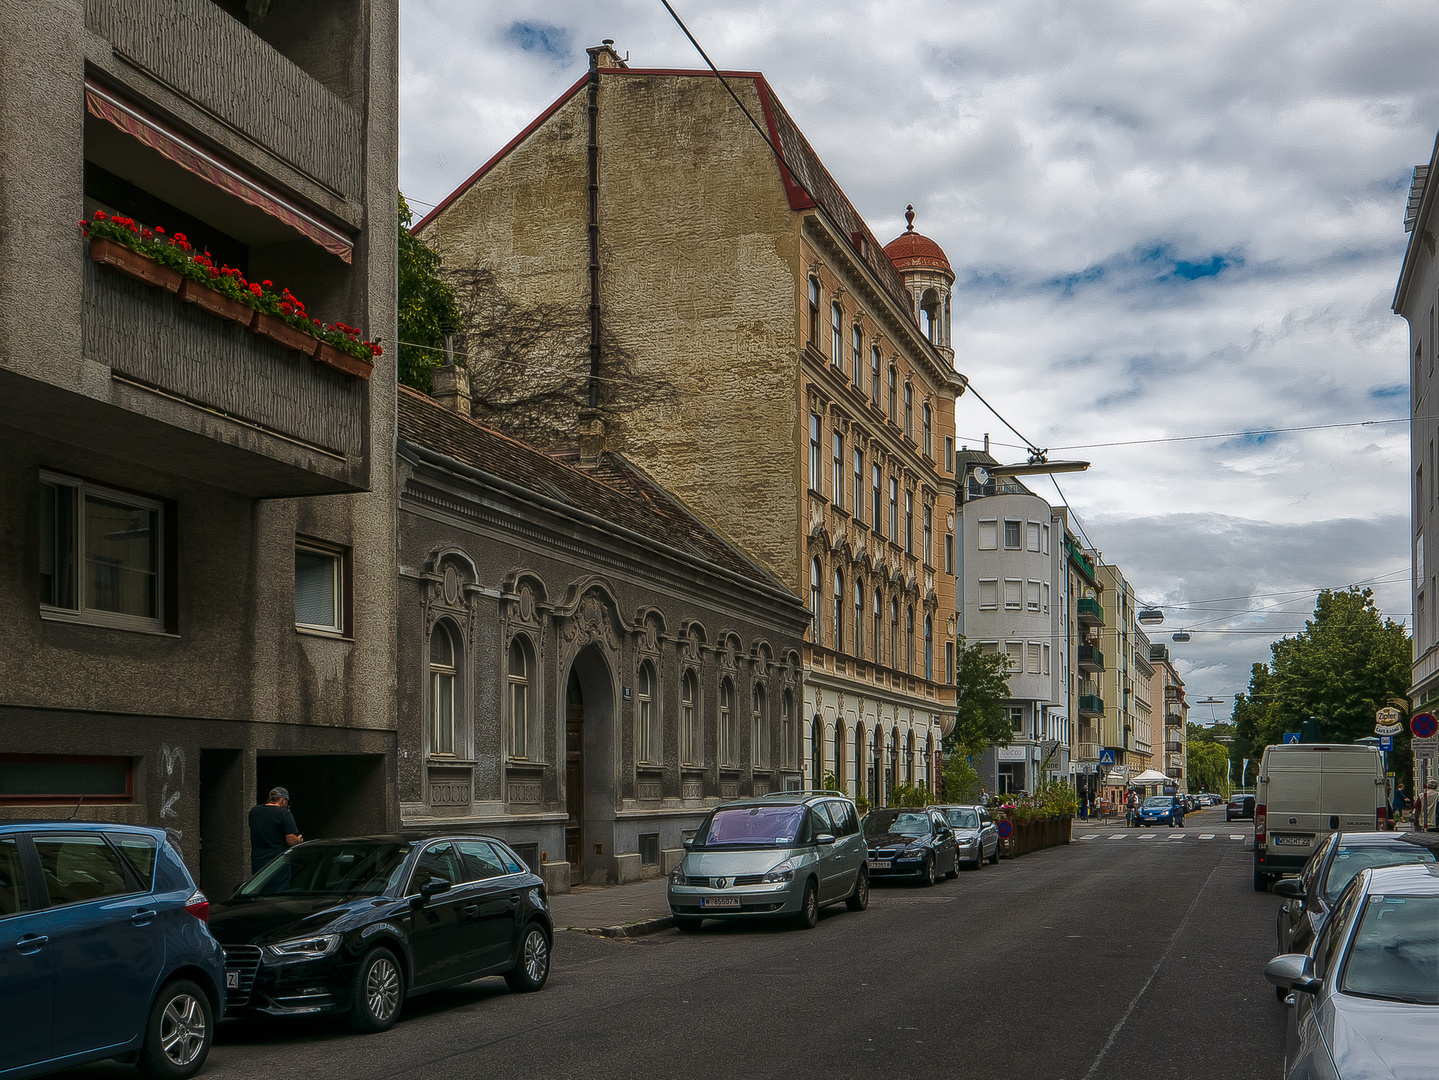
[884,205,952,276]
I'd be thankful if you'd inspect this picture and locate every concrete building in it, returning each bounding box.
[395,379,809,887]
[1095,562,1156,801]
[414,43,967,806]
[1063,532,1107,803]
[1150,643,1189,791]
[0,0,398,898]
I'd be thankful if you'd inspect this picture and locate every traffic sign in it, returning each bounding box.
[996,820,1013,838]
[1283,732,1300,744]
[1099,748,1116,766]
[1379,735,1394,752]
[1412,713,1438,739]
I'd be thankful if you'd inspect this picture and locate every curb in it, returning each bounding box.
[564,915,674,938]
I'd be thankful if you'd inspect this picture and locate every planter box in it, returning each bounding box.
[89,237,182,292]
[313,340,374,381]
[177,278,253,324]
[251,310,318,355]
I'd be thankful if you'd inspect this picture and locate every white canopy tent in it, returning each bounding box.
[1129,769,1171,787]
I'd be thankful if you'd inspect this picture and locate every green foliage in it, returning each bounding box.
[887,783,936,808]
[1033,778,1077,817]
[1186,740,1231,795]
[398,192,460,394]
[941,753,982,804]
[945,637,1015,758]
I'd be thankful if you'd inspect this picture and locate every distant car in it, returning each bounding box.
[863,807,962,885]
[1227,794,1255,821]
[1265,862,1439,1079]
[935,805,999,868]
[668,793,868,930]
[1136,796,1184,827]
[209,835,552,1033]
[0,821,224,1080]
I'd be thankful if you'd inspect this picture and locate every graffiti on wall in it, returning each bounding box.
[158,743,185,839]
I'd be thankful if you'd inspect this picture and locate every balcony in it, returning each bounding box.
[1165,710,1184,727]
[1077,597,1104,626]
[1164,685,1184,703]
[1165,741,1183,753]
[1075,741,1101,761]
[1166,767,1184,780]
[1078,694,1105,717]
[1077,644,1105,673]
[79,256,368,496]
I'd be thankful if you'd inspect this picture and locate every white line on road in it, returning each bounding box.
[1137,833,1154,840]
[1200,834,1215,840]
[1229,834,1244,840]
[1109,834,1128,839]
[1168,834,1185,839]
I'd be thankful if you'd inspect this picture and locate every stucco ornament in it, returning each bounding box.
[560,591,621,659]
[442,565,461,606]
[518,584,536,623]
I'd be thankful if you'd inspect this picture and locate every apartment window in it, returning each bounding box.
[832,432,844,506]
[924,617,933,681]
[39,473,164,632]
[1008,705,1024,732]
[873,590,883,662]
[851,325,863,386]
[810,558,822,640]
[832,570,844,651]
[809,413,821,492]
[906,606,915,673]
[853,581,864,656]
[922,507,932,565]
[0,754,134,806]
[1028,580,1041,612]
[1027,642,1042,674]
[1042,582,1050,613]
[1004,642,1023,674]
[430,621,459,756]
[903,383,913,438]
[1041,523,1050,554]
[1042,643,1051,675]
[1027,522,1041,552]
[720,679,737,766]
[922,404,932,458]
[872,464,882,527]
[682,670,701,766]
[853,450,864,519]
[1003,520,1022,549]
[782,690,794,769]
[889,599,900,667]
[1004,579,1022,610]
[945,641,955,684]
[295,541,346,634]
[870,346,881,403]
[978,579,999,609]
[888,366,898,422]
[889,478,899,543]
[979,641,999,656]
[944,436,954,472]
[508,636,533,759]
[945,533,954,574]
[978,520,998,550]
[831,303,844,366]
[752,684,768,768]
[905,491,914,554]
[637,660,658,765]
[808,276,820,346]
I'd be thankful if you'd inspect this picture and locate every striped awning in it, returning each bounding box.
[84,79,353,262]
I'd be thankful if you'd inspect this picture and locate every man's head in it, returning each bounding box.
[267,787,291,806]
[1427,779,1437,791]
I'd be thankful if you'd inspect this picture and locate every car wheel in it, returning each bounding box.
[504,924,551,993]
[988,844,998,865]
[794,878,819,929]
[945,851,960,879]
[972,847,984,871]
[350,946,404,1033]
[138,980,212,1080]
[921,855,936,887]
[846,867,870,911]
[674,916,703,931]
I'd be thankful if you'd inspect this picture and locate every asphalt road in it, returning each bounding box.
[58,807,1286,1080]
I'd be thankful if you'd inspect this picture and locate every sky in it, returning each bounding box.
[398,0,1436,714]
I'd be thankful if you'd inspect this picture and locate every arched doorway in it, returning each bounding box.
[565,645,615,885]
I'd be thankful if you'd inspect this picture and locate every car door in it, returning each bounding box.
[35,831,165,1059]
[0,834,53,1072]
[980,811,997,859]
[928,811,955,873]
[825,801,863,894]
[807,803,842,901]
[404,841,468,988]
[454,840,524,973]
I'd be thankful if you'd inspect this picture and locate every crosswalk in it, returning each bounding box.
[1074,831,1247,842]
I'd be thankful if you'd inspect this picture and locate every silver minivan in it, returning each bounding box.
[667,793,868,930]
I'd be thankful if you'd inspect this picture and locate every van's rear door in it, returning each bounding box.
[1320,750,1382,834]
[1264,761,1324,859]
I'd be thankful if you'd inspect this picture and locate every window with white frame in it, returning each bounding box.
[682,670,701,766]
[978,520,998,550]
[39,472,164,632]
[1027,522,1041,552]
[1027,642,1041,674]
[851,325,863,386]
[1008,704,1024,731]
[1042,643,1051,675]
[1004,641,1023,673]
[637,660,659,764]
[831,303,844,366]
[752,683,768,768]
[295,541,345,633]
[809,413,821,492]
[1004,579,1022,610]
[1003,520,1022,549]
[978,579,999,609]
[1028,580,1041,612]
[430,621,459,756]
[832,432,844,506]
[1042,582,1050,613]
[720,678,737,766]
[508,636,533,759]
[1041,523,1050,554]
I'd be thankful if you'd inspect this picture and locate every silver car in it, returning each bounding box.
[667,793,868,930]
[936,804,1000,869]
[1265,861,1439,1079]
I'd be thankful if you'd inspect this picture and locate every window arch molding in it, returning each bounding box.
[681,667,702,767]
[429,618,461,758]
[506,633,537,760]
[636,657,661,766]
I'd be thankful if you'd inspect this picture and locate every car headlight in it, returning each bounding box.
[762,859,797,884]
[266,933,341,960]
[670,865,688,886]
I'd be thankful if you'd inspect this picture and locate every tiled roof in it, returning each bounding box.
[884,229,953,276]
[397,387,792,594]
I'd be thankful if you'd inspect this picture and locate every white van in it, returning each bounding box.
[1253,743,1386,891]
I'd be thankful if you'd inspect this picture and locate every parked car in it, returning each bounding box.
[1265,862,1439,1078]
[1254,743,1387,891]
[1135,795,1185,828]
[208,834,552,1033]
[936,805,999,868]
[668,793,867,930]
[0,821,224,1080]
[1226,794,1255,821]
[862,807,961,884]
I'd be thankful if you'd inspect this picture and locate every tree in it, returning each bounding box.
[945,637,1014,759]
[397,193,460,394]
[1186,740,1231,795]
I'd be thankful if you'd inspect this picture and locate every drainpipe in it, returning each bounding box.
[584,42,606,411]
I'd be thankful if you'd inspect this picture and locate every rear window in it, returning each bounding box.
[1323,846,1436,902]
[701,805,807,848]
[108,832,157,890]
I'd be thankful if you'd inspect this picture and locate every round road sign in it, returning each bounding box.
[996,820,1013,838]
[1412,713,1438,739]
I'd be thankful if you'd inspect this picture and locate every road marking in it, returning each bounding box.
[1229,834,1244,840]
[1109,834,1128,839]
[1080,834,1099,839]
[1199,834,1215,840]
[1137,833,1154,840]
[1168,834,1185,840]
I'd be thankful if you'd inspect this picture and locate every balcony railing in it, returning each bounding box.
[1165,711,1183,727]
[1075,741,1101,761]
[1078,694,1105,716]
[1077,597,1104,625]
[1166,767,1184,780]
[1078,644,1105,672]
[1165,741,1183,753]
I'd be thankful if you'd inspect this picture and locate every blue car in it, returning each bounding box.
[0,821,225,1080]
[1135,795,1186,828]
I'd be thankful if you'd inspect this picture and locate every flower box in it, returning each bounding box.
[89,237,182,292]
[251,310,318,355]
[177,278,253,324]
[313,340,374,381]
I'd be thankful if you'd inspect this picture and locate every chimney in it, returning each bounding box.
[578,408,606,467]
[432,365,470,415]
[588,38,626,68]
[983,432,990,453]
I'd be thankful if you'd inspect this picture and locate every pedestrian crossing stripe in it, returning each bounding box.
[1077,832,1247,842]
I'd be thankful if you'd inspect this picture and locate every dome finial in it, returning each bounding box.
[904,204,916,232]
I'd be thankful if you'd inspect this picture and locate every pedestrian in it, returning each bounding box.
[1420,779,1439,833]
[1079,788,1089,820]
[1392,782,1407,824]
[249,786,302,874]
[980,786,991,807]
[1126,788,1139,827]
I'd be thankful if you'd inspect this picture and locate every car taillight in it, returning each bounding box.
[1255,804,1266,845]
[1377,805,1387,828]
[185,891,210,922]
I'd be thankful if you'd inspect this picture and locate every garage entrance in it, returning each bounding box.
[255,754,387,842]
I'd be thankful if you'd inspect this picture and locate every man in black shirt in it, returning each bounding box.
[248,787,302,874]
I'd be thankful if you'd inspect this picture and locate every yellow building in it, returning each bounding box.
[416,43,967,802]
[1095,561,1155,797]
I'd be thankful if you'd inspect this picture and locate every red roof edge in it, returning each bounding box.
[413,73,589,232]
[753,75,815,212]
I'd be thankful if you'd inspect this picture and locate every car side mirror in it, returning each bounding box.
[1264,954,1321,995]
[1273,878,1303,900]
[413,876,451,905]
[682,838,694,851]
[816,832,837,846]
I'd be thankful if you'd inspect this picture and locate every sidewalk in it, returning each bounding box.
[549,875,673,938]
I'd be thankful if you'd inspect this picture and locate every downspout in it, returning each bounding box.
[585,43,604,411]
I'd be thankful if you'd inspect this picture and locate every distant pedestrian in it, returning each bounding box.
[1079,789,1090,820]
[980,787,991,807]
[1420,780,1439,832]
[1126,789,1139,827]
[1392,782,1407,823]
[249,787,302,874]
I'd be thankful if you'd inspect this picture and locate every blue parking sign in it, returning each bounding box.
[1283,732,1300,744]
[1379,735,1394,751]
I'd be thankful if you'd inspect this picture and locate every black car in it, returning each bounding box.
[861,808,960,885]
[1226,794,1255,821]
[209,835,552,1032]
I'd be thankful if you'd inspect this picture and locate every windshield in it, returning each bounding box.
[944,809,979,829]
[1143,797,1171,809]
[864,810,932,837]
[1341,895,1439,1004]
[238,842,411,898]
[1324,847,1437,903]
[701,805,806,848]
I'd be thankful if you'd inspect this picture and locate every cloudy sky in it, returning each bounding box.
[399,0,1435,713]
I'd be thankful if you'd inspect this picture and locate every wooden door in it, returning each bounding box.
[565,703,584,869]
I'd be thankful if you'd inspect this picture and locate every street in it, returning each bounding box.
[57,808,1284,1080]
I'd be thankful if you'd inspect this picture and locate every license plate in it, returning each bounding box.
[1273,835,1311,847]
[226,971,240,989]
[872,860,892,869]
[701,897,739,908]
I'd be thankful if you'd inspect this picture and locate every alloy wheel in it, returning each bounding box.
[367,957,401,1022]
[523,928,550,984]
[159,993,206,1067]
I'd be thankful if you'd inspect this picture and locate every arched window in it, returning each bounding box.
[831,302,843,366]
[922,403,932,458]
[854,722,865,802]
[507,636,532,759]
[832,569,844,652]
[905,490,914,553]
[889,598,899,667]
[921,288,942,344]
[851,325,863,386]
[906,606,915,674]
[906,729,915,786]
[430,621,458,756]
[809,558,822,641]
[888,365,898,422]
[872,726,884,805]
[811,718,823,790]
[889,477,899,543]
[903,382,913,438]
[923,506,932,565]
[853,581,864,656]
[682,670,701,766]
[719,678,736,766]
[637,660,658,764]
[808,276,821,346]
[872,589,882,662]
[925,732,934,789]
[834,722,846,793]
[751,683,767,769]
[924,616,934,681]
[870,345,881,403]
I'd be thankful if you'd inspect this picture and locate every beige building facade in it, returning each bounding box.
[1150,644,1189,790]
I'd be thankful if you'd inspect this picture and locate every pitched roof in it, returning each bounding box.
[396,387,792,595]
